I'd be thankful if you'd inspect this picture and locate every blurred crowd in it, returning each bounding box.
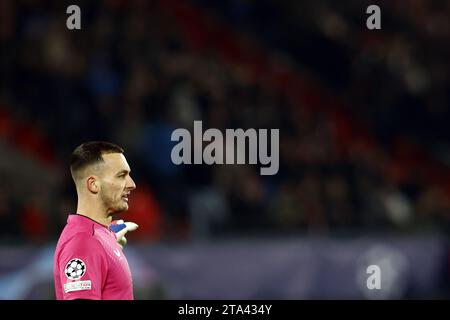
[0,0,449,243]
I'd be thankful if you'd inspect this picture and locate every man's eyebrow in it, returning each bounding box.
[116,169,130,175]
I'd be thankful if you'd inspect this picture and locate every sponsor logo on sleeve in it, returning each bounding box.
[64,280,92,293]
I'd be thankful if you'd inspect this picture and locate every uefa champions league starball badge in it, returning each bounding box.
[65,258,86,280]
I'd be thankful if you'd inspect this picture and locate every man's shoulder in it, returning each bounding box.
[56,229,105,255]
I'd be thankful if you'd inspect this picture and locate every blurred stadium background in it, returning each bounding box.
[1,0,450,299]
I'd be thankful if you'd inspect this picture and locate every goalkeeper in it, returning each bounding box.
[53,141,139,300]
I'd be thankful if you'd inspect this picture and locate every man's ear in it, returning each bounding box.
[86,176,99,194]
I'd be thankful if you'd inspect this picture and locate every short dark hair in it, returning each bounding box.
[70,141,124,179]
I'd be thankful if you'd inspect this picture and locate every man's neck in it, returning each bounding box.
[76,201,112,226]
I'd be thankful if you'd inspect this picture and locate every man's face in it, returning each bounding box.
[97,153,136,214]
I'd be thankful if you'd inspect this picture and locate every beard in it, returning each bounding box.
[100,190,129,214]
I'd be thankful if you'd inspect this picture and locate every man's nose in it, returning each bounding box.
[127,176,136,190]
